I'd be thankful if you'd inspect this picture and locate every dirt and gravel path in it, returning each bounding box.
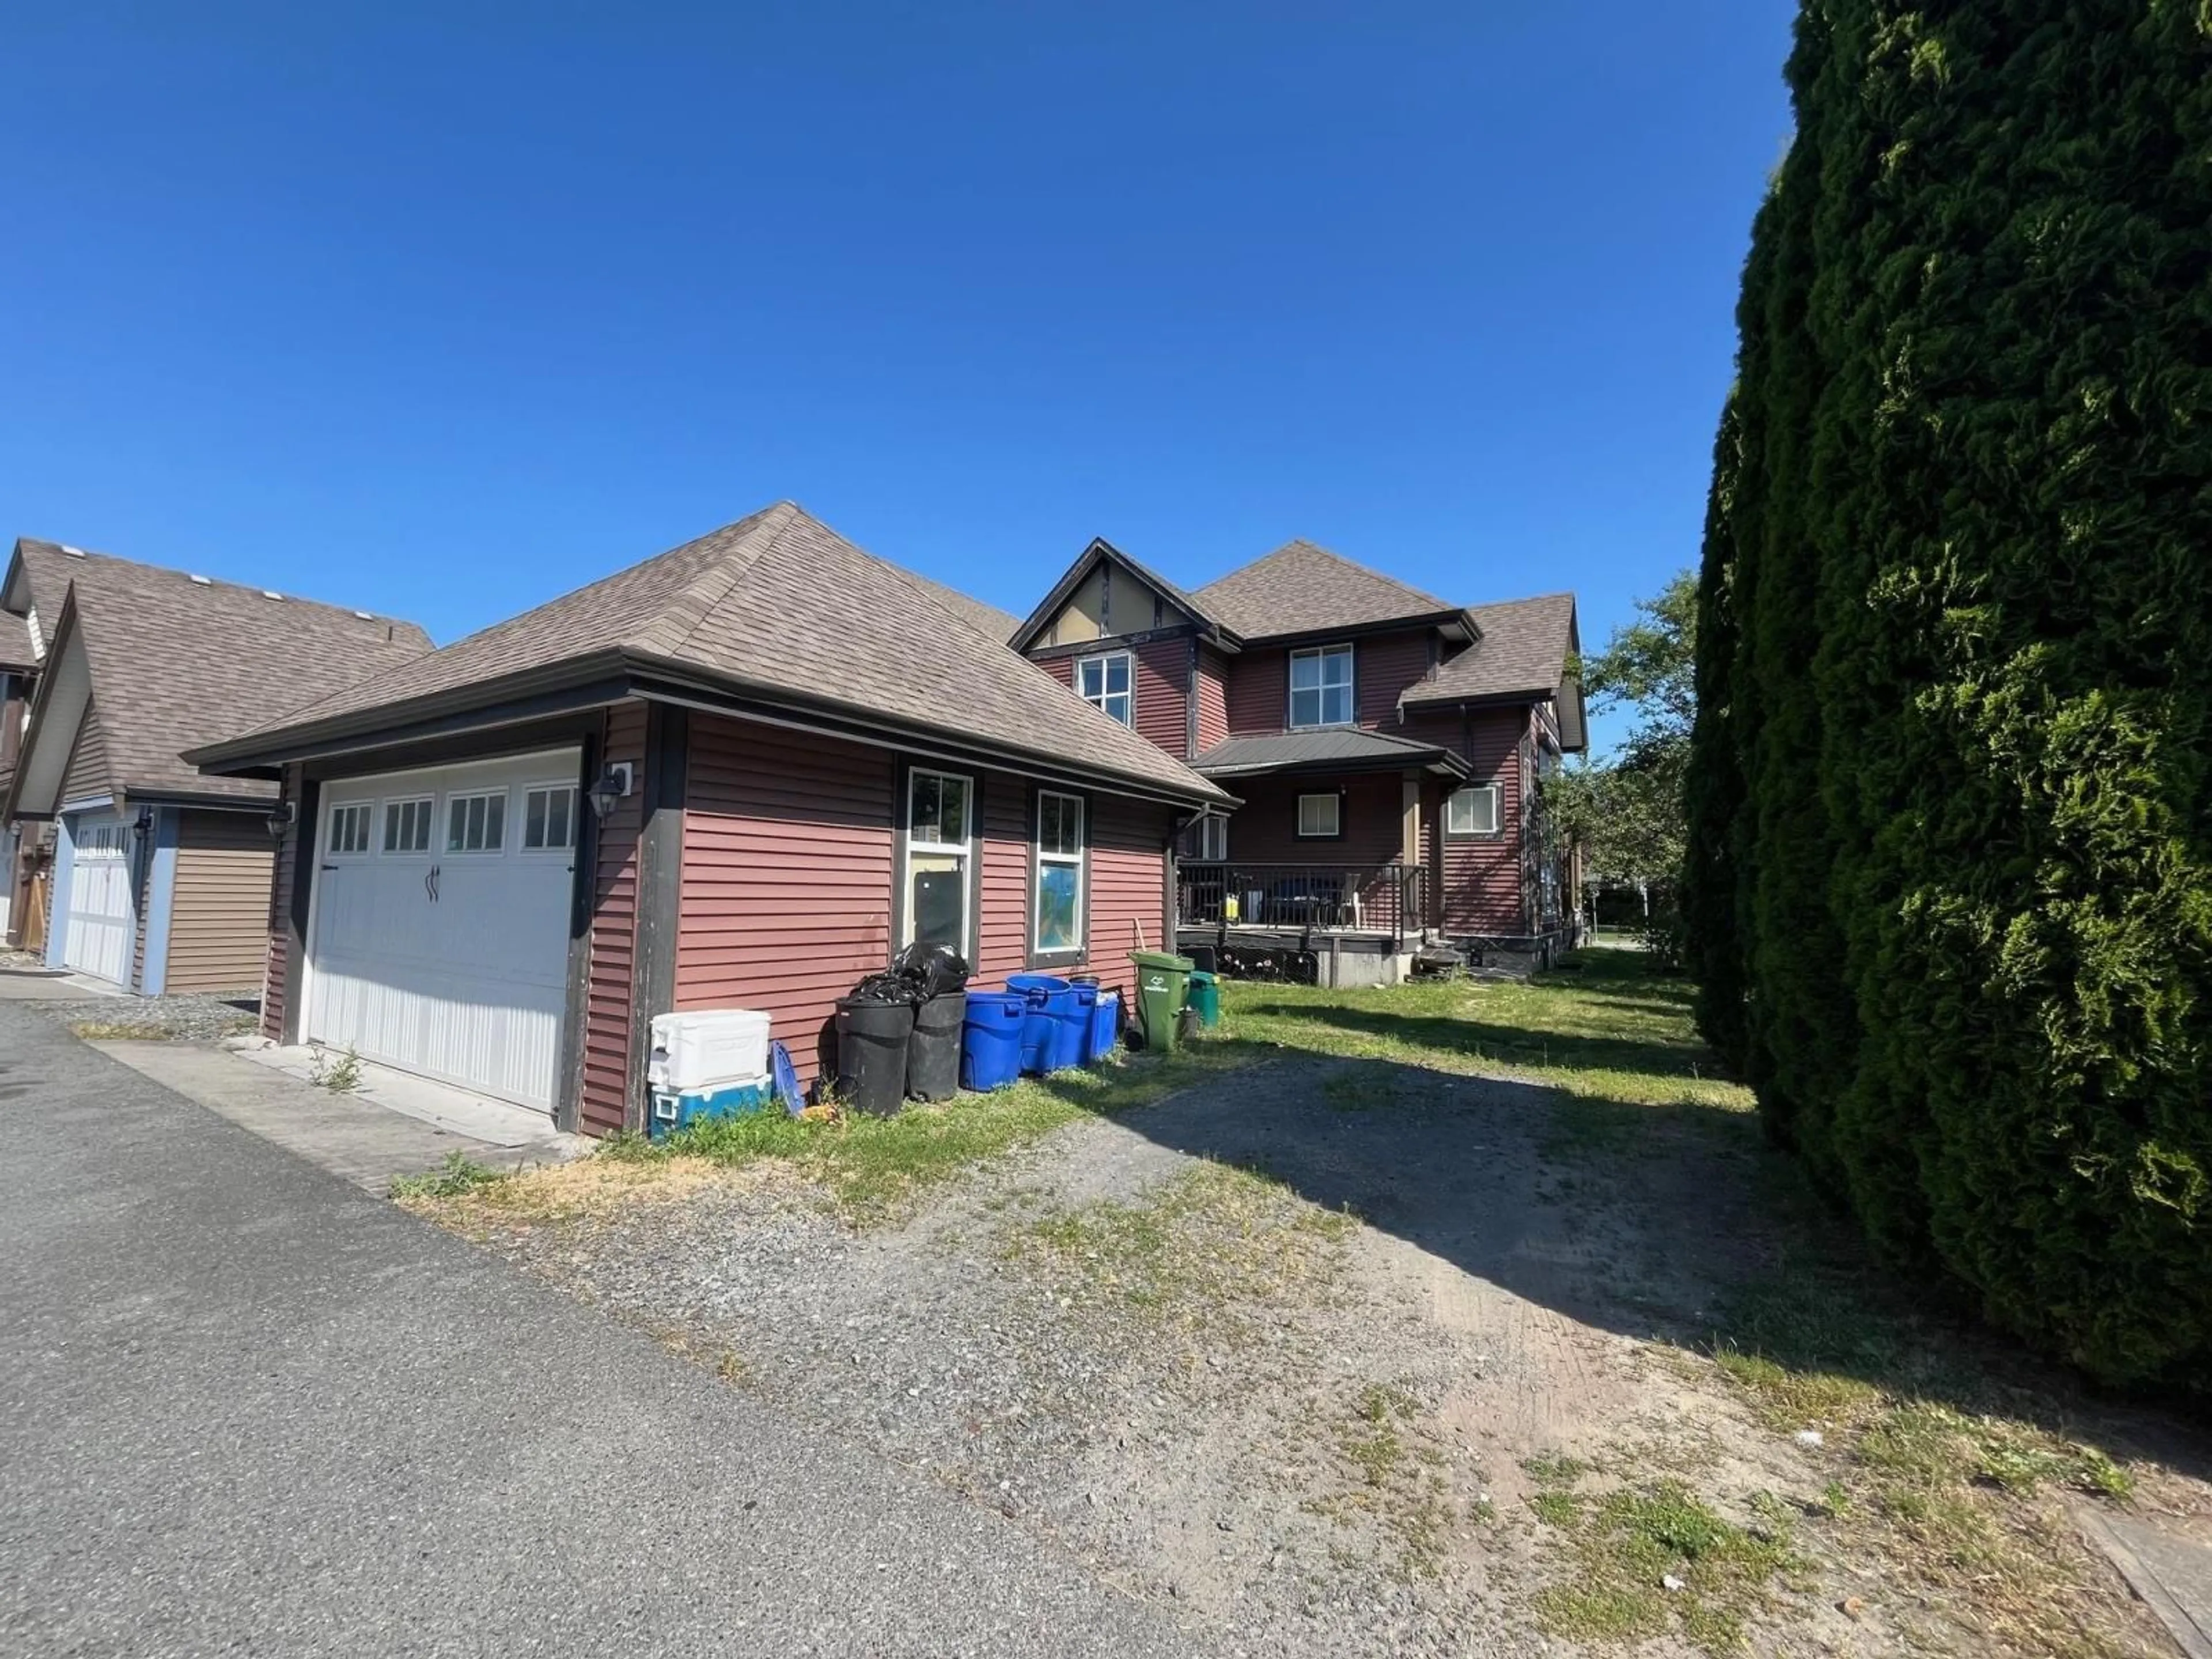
[416,1056,1869,1657]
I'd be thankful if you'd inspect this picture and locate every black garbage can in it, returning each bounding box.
[906,990,966,1102]
[836,998,915,1116]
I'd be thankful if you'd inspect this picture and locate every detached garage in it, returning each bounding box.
[0,536,435,994]
[188,502,1234,1134]
[304,752,579,1112]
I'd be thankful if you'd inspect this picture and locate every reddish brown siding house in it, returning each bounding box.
[1010,537,1585,980]
[189,503,1232,1138]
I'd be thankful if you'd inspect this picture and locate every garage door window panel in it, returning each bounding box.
[328,802,375,857]
[522,784,576,853]
[446,790,507,854]
[382,797,434,855]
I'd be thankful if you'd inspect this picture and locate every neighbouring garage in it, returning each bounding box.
[305,750,580,1113]
[58,813,134,984]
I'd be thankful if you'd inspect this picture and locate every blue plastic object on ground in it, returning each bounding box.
[770,1040,805,1116]
[961,991,1026,1091]
[1086,991,1120,1062]
[1006,973,1075,1074]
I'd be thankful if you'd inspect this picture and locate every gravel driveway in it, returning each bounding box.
[418,1058,1821,1657]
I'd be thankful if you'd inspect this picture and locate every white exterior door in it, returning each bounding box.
[63,818,133,984]
[306,751,579,1114]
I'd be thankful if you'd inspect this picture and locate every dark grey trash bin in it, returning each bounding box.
[906,990,965,1102]
[835,998,914,1116]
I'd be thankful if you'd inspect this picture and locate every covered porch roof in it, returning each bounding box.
[1191,728,1472,781]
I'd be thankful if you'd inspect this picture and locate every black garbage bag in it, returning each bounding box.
[846,970,922,1006]
[889,942,971,999]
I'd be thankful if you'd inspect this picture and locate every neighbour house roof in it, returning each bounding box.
[190,503,1234,808]
[1009,537,1229,653]
[1191,728,1472,780]
[1192,540,1466,641]
[2,537,435,813]
[1403,592,1579,706]
[0,609,35,672]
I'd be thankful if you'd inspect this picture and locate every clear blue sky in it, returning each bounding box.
[5,3,1793,749]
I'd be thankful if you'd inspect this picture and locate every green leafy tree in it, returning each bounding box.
[1692,0,2212,1389]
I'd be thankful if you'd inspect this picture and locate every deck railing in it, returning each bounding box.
[1176,861,1424,947]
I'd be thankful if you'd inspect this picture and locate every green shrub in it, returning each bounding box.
[1693,0,2212,1389]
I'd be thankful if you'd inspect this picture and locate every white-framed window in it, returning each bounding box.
[445,789,508,854]
[1077,652,1134,726]
[1446,783,1502,838]
[382,797,434,855]
[903,767,974,955]
[1184,814,1228,862]
[1289,644,1354,728]
[327,802,374,856]
[1034,790,1086,956]
[522,784,577,851]
[1296,792,1342,839]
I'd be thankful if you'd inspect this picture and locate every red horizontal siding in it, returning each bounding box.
[675,717,896,1093]
[1224,646,1286,737]
[1401,706,1525,934]
[672,711,1175,1090]
[1131,637,1188,759]
[1355,630,1435,726]
[580,701,649,1136]
[1194,643,1229,753]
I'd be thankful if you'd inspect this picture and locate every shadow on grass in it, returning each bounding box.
[1068,959,2207,1483]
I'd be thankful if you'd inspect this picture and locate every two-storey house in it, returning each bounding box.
[1012,537,1585,982]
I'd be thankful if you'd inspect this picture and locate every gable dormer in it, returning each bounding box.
[1010,537,1219,653]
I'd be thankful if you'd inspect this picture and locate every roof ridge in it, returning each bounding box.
[650,502,805,660]
[14,536,408,627]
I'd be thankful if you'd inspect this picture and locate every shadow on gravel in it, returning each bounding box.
[1028,1022,2211,1484]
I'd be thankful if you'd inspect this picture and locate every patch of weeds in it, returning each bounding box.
[390,1151,506,1201]
[1012,1160,1356,1339]
[1526,1460,1798,1656]
[1305,1380,1455,1581]
[309,1045,364,1093]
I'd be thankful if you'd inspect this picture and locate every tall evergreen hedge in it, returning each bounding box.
[1684,0,2212,1389]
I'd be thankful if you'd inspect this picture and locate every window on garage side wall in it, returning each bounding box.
[903,767,975,959]
[1033,790,1086,959]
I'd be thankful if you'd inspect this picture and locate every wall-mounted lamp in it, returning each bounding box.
[587,762,635,822]
[266,800,296,840]
[132,805,156,840]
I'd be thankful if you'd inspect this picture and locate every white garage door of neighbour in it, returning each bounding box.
[63,817,133,984]
[308,751,579,1113]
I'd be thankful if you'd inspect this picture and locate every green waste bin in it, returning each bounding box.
[1129,950,1195,1052]
[1186,970,1221,1028]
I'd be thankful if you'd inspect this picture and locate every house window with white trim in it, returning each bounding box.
[1296,792,1342,839]
[1445,783,1501,838]
[1183,814,1228,862]
[903,768,975,956]
[1289,645,1354,728]
[1077,652,1133,726]
[1034,791,1086,957]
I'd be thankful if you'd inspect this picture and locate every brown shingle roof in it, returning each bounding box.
[0,608,35,671]
[906,574,1022,643]
[206,504,1232,806]
[10,538,434,802]
[1192,540,1459,640]
[1401,593,1578,707]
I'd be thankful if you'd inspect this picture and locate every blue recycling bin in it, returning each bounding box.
[1007,974,1075,1074]
[1086,991,1121,1063]
[960,992,1025,1092]
[1056,982,1099,1071]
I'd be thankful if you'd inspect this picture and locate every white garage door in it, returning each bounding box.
[306,751,580,1113]
[62,816,134,984]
